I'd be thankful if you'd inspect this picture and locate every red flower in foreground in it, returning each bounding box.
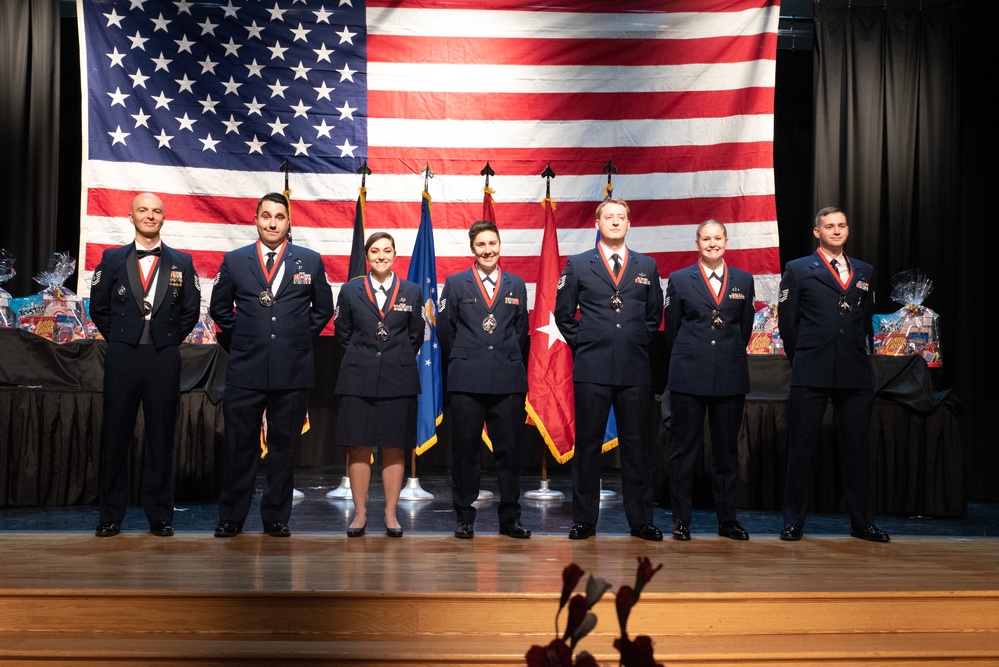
[526,639,573,667]
[634,556,663,596]
[614,635,663,667]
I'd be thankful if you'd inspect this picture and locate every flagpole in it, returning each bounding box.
[524,164,566,501]
[598,159,620,502]
[400,164,438,502]
[326,161,374,501]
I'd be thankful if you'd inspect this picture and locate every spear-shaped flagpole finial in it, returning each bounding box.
[281,159,291,192]
[541,163,556,199]
[480,161,495,188]
[602,159,617,185]
[422,163,434,192]
[357,160,372,188]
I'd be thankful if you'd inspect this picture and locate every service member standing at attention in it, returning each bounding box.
[555,198,664,541]
[778,206,889,543]
[90,192,200,537]
[438,220,531,540]
[210,192,334,538]
[664,220,755,541]
[333,232,424,538]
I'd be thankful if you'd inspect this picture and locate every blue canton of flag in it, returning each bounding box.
[81,0,367,174]
[407,191,443,454]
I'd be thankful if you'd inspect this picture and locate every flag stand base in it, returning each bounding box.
[524,480,564,501]
[325,477,353,500]
[399,477,434,501]
[292,489,305,499]
[476,489,495,501]
[599,479,617,501]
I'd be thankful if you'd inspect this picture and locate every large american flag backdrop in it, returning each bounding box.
[77,0,781,307]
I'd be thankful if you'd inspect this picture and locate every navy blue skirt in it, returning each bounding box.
[336,395,417,450]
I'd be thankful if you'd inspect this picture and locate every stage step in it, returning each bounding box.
[2,534,998,665]
[1,590,998,665]
[1,631,998,666]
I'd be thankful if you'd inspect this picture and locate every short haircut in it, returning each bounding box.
[695,219,728,239]
[256,192,289,216]
[595,198,630,219]
[468,219,500,247]
[364,231,396,252]
[814,206,845,227]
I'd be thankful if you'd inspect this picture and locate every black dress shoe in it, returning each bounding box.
[851,524,891,543]
[568,522,596,540]
[385,526,403,538]
[95,521,120,537]
[499,518,532,539]
[630,523,664,541]
[779,523,803,541]
[149,520,174,537]
[266,521,291,537]
[717,520,749,541]
[214,521,242,538]
[454,521,474,539]
[347,523,366,538]
[671,519,691,541]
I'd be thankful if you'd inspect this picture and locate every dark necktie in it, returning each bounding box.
[266,251,276,272]
[611,253,621,277]
[831,258,842,280]
[136,247,161,259]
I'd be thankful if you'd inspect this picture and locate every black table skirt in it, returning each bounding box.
[1,331,965,515]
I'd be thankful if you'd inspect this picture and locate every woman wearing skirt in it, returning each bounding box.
[334,232,425,537]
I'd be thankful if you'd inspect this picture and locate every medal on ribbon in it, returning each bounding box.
[259,289,274,307]
[375,321,390,341]
[482,313,498,333]
[711,308,725,330]
[610,292,624,312]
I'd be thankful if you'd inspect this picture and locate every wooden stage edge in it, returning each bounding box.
[1,533,998,666]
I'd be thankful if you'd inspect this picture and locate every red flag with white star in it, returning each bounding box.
[526,197,574,462]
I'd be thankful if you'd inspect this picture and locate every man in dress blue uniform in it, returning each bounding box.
[778,206,889,542]
[438,220,532,539]
[554,198,664,541]
[90,192,200,537]
[209,192,334,538]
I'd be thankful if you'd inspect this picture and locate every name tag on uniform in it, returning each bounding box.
[293,272,312,285]
[634,273,651,285]
[504,297,520,305]
[856,281,869,291]
[169,270,183,287]
[392,303,413,312]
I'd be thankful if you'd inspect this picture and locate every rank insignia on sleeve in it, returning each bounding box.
[213,274,221,286]
[91,270,102,287]
[664,295,670,308]
[557,275,566,290]
[194,275,201,291]
[333,306,340,320]
[438,298,446,313]
[779,288,789,302]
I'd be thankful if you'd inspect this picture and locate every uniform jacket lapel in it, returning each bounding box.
[125,246,145,312]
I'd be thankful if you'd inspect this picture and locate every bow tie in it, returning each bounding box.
[136,247,161,259]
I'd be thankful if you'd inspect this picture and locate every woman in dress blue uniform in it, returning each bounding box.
[664,220,755,541]
[334,232,424,537]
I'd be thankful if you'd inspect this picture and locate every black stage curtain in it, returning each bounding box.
[0,0,61,297]
[808,1,992,499]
